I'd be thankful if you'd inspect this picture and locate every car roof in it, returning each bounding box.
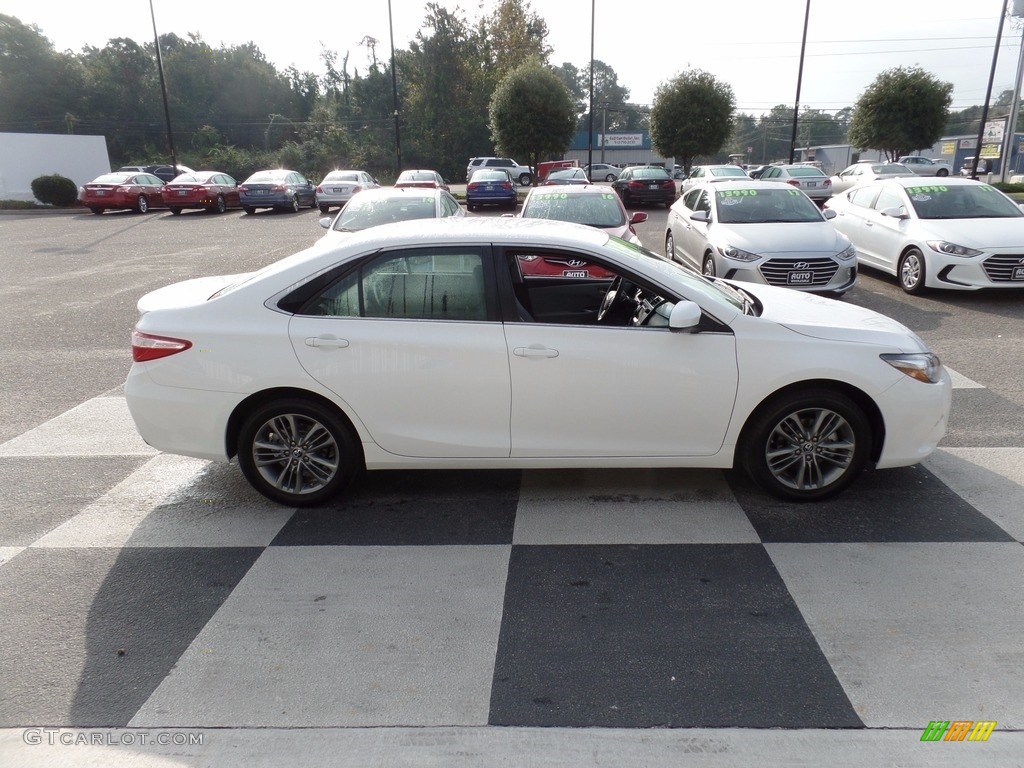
[691,179,801,190]
[882,176,988,189]
[348,187,445,200]
[526,183,607,195]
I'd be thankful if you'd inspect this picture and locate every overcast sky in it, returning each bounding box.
[7,0,1024,115]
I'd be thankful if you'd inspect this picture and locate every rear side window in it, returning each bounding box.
[304,248,489,321]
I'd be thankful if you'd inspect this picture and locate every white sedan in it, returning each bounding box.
[126,218,950,506]
[897,156,953,177]
[665,180,857,294]
[824,177,1024,293]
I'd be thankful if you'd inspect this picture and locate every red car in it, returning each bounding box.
[394,170,450,192]
[160,171,241,214]
[79,172,168,215]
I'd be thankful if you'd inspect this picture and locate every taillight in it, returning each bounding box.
[315,185,323,193]
[132,331,192,362]
[628,181,645,189]
[467,182,480,191]
[662,180,675,189]
[500,182,512,190]
[786,179,801,187]
[239,185,248,193]
[822,179,831,188]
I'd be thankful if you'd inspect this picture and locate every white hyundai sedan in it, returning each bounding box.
[126,218,950,507]
[665,180,858,295]
[824,177,1024,293]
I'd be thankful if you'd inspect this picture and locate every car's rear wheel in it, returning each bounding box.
[898,247,927,294]
[518,173,532,186]
[319,205,330,214]
[741,389,870,501]
[702,252,716,277]
[89,207,104,215]
[936,168,949,177]
[169,207,182,215]
[243,206,256,215]
[134,195,149,214]
[237,398,362,507]
[605,173,616,182]
[467,202,477,212]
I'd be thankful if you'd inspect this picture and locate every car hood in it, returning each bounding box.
[912,217,1024,248]
[716,222,848,254]
[743,282,925,350]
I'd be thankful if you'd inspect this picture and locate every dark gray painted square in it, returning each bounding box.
[0,456,150,545]
[727,465,1015,543]
[0,547,262,726]
[272,469,520,546]
[489,544,862,728]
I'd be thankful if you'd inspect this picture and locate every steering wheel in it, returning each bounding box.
[597,276,636,324]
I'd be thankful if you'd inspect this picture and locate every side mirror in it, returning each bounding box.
[823,208,837,219]
[630,211,649,224]
[319,216,332,229]
[880,206,908,219]
[689,210,710,223]
[668,300,702,331]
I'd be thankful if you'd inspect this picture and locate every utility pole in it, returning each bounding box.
[148,0,177,170]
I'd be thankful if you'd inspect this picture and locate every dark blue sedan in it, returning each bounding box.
[239,169,317,214]
[466,168,517,211]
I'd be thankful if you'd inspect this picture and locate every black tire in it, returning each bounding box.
[467,202,477,212]
[243,206,256,215]
[936,168,949,177]
[89,207,103,215]
[319,205,330,214]
[665,230,676,261]
[741,389,870,501]
[518,173,532,186]
[169,207,182,216]
[215,195,226,214]
[236,398,362,507]
[134,195,149,214]
[898,247,927,294]
[605,173,616,182]
[288,196,300,213]
[702,252,716,277]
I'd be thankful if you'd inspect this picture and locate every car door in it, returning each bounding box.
[288,245,512,458]
[855,186,910,272]
[830,185,887,268]
[678,189,712,267]
[499,248,738,457]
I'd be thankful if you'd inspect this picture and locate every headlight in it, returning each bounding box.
[836,244,857,261]
[717,245,760,262]
[926,240,982,258]
[880,352,945,383]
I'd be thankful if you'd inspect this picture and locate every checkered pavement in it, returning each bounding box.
[0,371,1022,766]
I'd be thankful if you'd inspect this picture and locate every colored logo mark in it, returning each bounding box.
[920,720,997,742]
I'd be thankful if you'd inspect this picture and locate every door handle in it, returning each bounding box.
[514,345,558,358]
[305,336,349,349]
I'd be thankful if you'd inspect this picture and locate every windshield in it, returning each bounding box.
[716,187,823,223]
[709,167,748,178]
[334,195,437,231]
[522,191,625,228]
[906,183,1024,219]
[325,172,360,182]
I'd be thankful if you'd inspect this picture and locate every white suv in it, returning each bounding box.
[466,157,533,185]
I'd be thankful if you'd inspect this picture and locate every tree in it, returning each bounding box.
[848,66,952,161]
[483,0,552,80]
[489,59,576,183]
[650,69,735,174]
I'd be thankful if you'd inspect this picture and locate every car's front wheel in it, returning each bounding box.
[237,398,362,507]
[898,247,927,294]
[665,230,676,261]
[741,389,870,501]
[518,173,532,186]
[702,252,716,277]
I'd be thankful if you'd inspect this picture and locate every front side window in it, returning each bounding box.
[307,248,487,321]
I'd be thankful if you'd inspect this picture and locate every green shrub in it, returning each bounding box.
[31,174,79,207]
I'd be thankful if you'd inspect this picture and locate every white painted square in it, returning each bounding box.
[0,397,157,457]
[925,447,1024,541]
[130,545,511,727]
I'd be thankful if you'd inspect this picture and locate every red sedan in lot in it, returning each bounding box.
[394,170,450,191]
[160,171,241,214]
[79,172,168,214]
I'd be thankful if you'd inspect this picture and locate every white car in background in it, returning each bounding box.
[824,176,1024,293]
[126,217,950,507]
[317,187,464,244]
[665,180,857,294]
[830,163,915,195]
[897,156,953,177]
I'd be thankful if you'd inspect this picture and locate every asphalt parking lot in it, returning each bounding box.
[1,203,1022,767]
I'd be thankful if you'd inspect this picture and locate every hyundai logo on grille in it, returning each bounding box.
[793,261,811,270]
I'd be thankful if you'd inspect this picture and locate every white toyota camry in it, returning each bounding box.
[125,218,951,507]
